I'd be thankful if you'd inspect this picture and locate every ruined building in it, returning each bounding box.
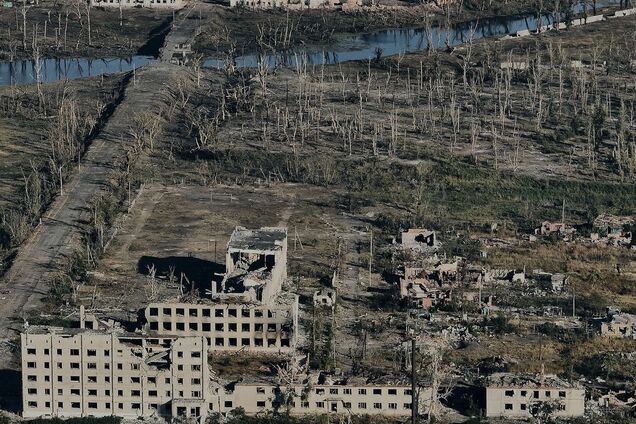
[143,227,299,353]
[22,327,208,420]
[485,372,585,418]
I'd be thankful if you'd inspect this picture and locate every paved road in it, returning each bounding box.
[0,3,205,349]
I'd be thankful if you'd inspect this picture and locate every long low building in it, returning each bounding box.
[22,327,430,421]
[219,379,429,416]
[485,372,585,418]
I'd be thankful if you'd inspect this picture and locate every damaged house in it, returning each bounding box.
[599,308,636,339]
[485,372,585,418]
[144,227,299,354]
[401,228,438,251]
[399,266,453,309]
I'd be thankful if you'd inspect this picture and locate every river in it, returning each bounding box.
[0,0,622,85]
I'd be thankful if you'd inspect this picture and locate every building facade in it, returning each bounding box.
[485,373,585,418]
[22,328,208,420]
[219,382,428,416]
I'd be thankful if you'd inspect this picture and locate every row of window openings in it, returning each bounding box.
[251,400,408,410]
[26,349,110,356]
[504,390,567,398]
[27,349,201,358]
[27,375,200,385]
[27,401,168,410]
[150,322,281,332]
[27,388,201,398]
[504,403,567,411]
[210,337,289,347]
[149,307,275,319]
[26,362,201,372]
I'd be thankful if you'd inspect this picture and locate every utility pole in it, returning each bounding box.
[572,289,576,318]
[411,337,417,424]
[369,229,373,285]
[561,198,566,224]
[59,166,63,195]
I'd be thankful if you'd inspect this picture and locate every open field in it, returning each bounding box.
[0,74,125,209]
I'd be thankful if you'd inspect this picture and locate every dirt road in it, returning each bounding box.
[0,3,206,360]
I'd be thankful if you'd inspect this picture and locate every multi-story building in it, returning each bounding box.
[485,372,585,418]
[144,227,298,354]
[21,327,208,421]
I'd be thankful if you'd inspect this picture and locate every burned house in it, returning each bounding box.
[599,308,636,339]
[401,228,438,251]
[485,372,585,418]
[399,266,452,309]
[21,327,208,420]
[535,221,575,238]
[144,227,298,354]
[313,289,336,308]
[591,214,634,247]
[483,269,525,284]
[532,270,568,293]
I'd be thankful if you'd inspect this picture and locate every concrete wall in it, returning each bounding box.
[486,387,585,418]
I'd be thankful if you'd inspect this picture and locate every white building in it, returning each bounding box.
[485,372,585,418]
[22,327,208,420]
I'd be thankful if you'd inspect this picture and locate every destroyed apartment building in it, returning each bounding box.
[485,372,585,418]
[591,214,634,247]
[21,327,209,420]
[144,227,299,353]
[535,221,576,238]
